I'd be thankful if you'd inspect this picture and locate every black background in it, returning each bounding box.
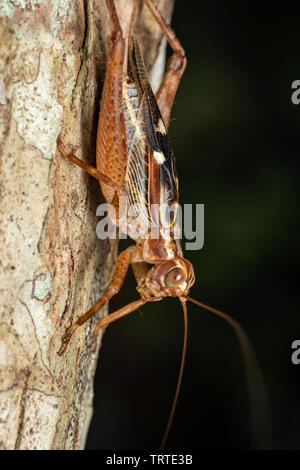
[86,0,300,449]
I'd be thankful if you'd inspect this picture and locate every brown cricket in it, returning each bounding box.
[57,0,271,449]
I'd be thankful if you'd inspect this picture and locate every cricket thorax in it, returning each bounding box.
[142,235,183,263]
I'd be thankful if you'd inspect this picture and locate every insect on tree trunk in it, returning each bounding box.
[0,0,174,450]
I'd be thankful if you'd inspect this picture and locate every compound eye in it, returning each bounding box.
[165,267,187,288]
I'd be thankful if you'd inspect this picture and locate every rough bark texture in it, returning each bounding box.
[0,0,174,450]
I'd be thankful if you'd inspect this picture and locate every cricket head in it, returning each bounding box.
[145,257,195,299]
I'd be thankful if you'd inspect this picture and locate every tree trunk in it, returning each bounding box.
[0,0,174,450]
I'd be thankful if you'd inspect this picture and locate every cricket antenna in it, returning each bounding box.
[185,296,273,449]
[160,298,188,449]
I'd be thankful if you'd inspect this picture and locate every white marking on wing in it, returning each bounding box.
[153,150,165,165]
[157,118,166,135]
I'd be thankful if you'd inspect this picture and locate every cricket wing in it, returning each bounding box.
[124,92,179,234]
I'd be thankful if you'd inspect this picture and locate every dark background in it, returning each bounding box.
[86,0,300,449]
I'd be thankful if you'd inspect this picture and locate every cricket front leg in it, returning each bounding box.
[57,246,136,355]
[91,262,154,349]
[144,0,186,129]
[91,298,147,351]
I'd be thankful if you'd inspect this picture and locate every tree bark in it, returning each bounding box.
[0,0,174,450]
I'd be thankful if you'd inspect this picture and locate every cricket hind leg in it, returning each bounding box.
[144,0,186,129]
[96,0,128,203]
[57,0,128,196]
[58,246,136,355]
[57,136,125,193]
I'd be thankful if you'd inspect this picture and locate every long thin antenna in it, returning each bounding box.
[160,298,188,449]
[185,295,272,449]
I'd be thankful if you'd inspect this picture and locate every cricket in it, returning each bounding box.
[56,0,270,448]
